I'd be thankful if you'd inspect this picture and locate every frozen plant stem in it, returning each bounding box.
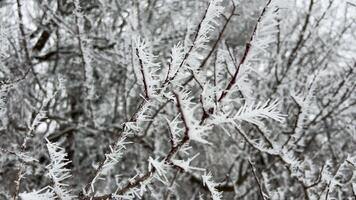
[80,92,192,200]
[218,0,273,102]
[12,0,47,193]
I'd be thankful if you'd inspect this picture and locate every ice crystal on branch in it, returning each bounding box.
[19,187,56,200]
[234,100,284,126]
[195,0,224,47]
[148,157,168,178]
[248,0,290,62]
[202,172,222,200]
[175,90,212,144]
[46,140,73,200]
[171,153,205,172]
[212,100,284,128]
[102,136,130,171]
[166,43,185,80]
[165,115,184,146]
[135,38,161,99]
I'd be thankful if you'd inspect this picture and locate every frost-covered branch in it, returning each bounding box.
[45,140,74,200]
[218,0,284,102]
[212,100,284,128]
[202,172,223,200]
[135,38,160,99]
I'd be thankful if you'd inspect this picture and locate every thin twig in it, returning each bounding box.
[248,160,267,200]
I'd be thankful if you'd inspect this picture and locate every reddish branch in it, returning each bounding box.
[167,2,211,82]
[198,1,236,70]
[218,0,273,102]
[276,0,314,86]
[136,48,150,99]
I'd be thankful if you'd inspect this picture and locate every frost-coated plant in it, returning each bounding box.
[0,0,355,199]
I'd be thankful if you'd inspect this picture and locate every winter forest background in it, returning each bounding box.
[0,0,355,199]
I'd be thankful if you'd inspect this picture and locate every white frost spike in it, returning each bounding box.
[46,139,73,200]
[138,176,153,197]
[290,74,317,140]
[135,38,161,98]
[189,124,212,145]
[165,115,183,146]
[148,157,168,181]
[102,136,131,170]
[195,0,224,46]
[202,172,222,200]
[171,153,205,172]
[202,84,217,112]
[234,100,284,127]
[184,0,224,73]
[179,143,192,155]
[167,42,185,79]
[210,111,231,125]
[124,121,141,132]
[248,0,285,62]
[175,90,212,144]
[20,187,56,200]
[136,100,153,122]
